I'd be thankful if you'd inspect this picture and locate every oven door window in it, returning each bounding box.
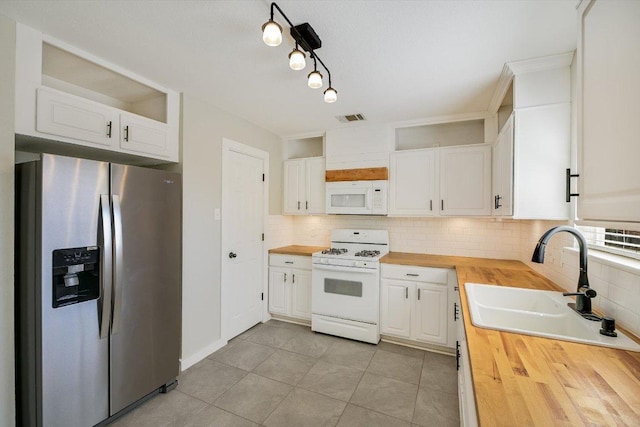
[330,194,366,208]
[324,278,363,297]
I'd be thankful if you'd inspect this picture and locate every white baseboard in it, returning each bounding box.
[180,338,228,371]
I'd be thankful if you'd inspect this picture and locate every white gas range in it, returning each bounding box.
[311,229,389,344]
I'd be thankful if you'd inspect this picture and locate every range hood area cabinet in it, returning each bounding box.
[283,157,325,215]
[15,23,179,163]
[325,124,394,171]
[577,0,640,224]
[389,144,492,217]
[490,52,573,220]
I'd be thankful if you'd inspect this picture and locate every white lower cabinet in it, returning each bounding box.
[268,255,312,321]
[456,291,478,427]
[380,264,456,348]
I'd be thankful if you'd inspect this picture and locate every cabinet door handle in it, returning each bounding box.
[456,341,461,371]
[284,273,287,283]
[417,288,421,300]
[107,121,112,138]
[441,200,444,211]
[284,261,294,264]
[405,287,408,299]
[430,200,433,211]
[406,273,419,277]
[123,125,129,142]
[454,302,459,321]
[297,201,301,210]
[292,274,295,284]
[306,201,309,210]
[495,195,502,209]
[566,168,580,202]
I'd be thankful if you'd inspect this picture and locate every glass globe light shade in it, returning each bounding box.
[262,20,282,46]
[324,87,338,103]
[288,48,306,70]
[307,70,323,89]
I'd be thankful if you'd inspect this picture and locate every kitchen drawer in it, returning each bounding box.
[381,264,448,284]
[269,254,312,270]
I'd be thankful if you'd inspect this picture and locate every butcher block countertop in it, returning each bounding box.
[268,245,327,256]
[381,251,640,426]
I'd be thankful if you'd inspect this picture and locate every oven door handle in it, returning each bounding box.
[313,264,378,274]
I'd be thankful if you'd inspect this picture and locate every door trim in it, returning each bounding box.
[221,138,269,341]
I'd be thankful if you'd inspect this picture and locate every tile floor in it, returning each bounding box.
[112,320,460,427]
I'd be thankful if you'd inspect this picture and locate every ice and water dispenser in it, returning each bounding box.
[51,247,100,308]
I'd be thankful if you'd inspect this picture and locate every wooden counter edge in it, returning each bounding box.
[268,245,327,256]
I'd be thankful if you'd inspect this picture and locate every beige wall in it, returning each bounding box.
[180,93,282,367]
[0,14,16,426]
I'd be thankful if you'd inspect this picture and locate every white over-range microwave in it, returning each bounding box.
[325,180,388,215]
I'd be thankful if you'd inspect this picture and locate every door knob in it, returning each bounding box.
[228,252,237,259]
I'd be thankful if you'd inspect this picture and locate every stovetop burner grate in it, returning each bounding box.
[354,250,381,258]
[321,248,348,255]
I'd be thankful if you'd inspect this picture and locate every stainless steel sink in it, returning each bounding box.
[465,283,640,352]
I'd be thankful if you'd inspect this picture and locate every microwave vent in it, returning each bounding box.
[336,114,366,123]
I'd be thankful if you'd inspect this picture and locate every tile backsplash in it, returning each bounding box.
[266,215,640,337]
[286,216,522,260]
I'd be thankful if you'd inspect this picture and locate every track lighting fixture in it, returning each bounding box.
[261,19,282,47]
[307,55,322,88]
[288,44,306,70]
[261,2,338,103]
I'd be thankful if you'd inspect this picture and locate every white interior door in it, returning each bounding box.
[222,139,268,340]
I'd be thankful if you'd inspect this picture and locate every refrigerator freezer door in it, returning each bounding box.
[109,163,182,415]
[39,155,110,426]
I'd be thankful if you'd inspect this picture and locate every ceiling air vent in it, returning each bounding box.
[336,114,366,123]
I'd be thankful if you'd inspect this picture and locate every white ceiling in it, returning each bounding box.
[0,0,578,137]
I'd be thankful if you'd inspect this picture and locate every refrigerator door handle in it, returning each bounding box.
[111,194,124,335]
[99,195,113,339]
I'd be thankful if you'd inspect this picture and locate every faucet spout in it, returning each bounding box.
[531,226,590,292]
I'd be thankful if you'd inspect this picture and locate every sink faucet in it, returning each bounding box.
[531,226,598,318]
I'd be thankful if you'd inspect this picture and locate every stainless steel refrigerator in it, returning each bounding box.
[15,153,182,426]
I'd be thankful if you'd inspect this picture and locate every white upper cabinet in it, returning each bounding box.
[577,0,640,224]
[36,87,118,147]
[283,157,325,215]
[439,145,492,216]
[15,23,179,163]
[489,52,573,219]
[491,115,514,216]
[305,157,326,214]
[325,124,393,170]
[389,149,438,216]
